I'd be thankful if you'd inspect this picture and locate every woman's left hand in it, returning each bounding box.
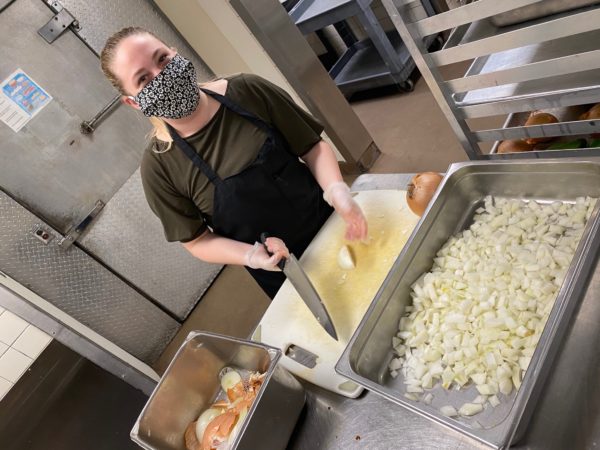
[324,182,368,241]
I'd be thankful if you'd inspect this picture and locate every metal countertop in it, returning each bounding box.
[287,173,600,450]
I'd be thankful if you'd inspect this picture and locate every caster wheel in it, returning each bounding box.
[400,79,415,92]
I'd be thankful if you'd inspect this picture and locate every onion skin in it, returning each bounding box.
[406,172,443,217]
[497,140,534,154]
[184,421,200,450]
[523,111,559,144]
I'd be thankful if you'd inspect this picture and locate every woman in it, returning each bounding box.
[100,27,368,298]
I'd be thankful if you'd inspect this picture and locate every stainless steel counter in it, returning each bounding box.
[287,174,600,450]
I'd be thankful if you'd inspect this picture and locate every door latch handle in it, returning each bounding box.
[58,200,104,249]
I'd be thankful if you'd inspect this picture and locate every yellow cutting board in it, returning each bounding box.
[252,190,419,397]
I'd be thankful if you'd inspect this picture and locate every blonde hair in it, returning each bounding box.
[100,26,173,151]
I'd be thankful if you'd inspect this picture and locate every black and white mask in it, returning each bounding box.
[133,54,200,119]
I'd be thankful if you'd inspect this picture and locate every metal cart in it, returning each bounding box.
[288,0,438,97]
[378,0,600,159]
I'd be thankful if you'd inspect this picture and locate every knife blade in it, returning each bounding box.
[260,233,338,341]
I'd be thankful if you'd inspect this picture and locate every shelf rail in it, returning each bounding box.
[381,0,600,159]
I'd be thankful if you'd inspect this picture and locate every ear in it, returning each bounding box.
[122,95,140,110]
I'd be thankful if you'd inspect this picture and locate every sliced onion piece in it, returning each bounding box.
[440,405,458,417]
[337,245,356,270]
[220,369,242,392]
[195,408,224,442]
[459,403,483,416]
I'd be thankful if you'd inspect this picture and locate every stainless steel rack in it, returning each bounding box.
[380,0,600,159]
[288,0,437,96]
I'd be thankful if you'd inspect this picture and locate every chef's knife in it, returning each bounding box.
[260,233,338,341]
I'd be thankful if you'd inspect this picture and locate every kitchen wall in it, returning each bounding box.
[0,307,52,401]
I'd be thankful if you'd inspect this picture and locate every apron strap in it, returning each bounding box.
[166,124,223,185]
[200,88,274,135]
[167,85,278,186]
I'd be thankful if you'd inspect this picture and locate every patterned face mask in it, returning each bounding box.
[133,54,200,119]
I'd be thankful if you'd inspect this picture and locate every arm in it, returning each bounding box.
[300,139,343,191]
[182,230,289,270]
[302,140,368,241]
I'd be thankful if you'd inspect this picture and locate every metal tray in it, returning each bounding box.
[454,28,600,106]
[131,332,305,450]
[336,161,600,449]
[490,104,598,155]
[491,0,600,27]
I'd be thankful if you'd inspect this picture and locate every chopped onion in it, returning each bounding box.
[440,405,458,417]
[473,395,487,405]
[390,196,596,415]
[489,395,501,408]
[459,403,484,416]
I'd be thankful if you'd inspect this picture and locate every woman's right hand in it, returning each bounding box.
[244,237,289,271]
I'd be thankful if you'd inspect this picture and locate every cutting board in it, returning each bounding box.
[252,190,419,397]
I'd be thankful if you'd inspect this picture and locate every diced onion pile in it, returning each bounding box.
[389,196,596,416]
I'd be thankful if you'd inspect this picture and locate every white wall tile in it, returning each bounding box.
[0,377,12,401]
[0,311,28,345]
[12,326,52,359]
[0,342,8,357]
[0,348,33,383]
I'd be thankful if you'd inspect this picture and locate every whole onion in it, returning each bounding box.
[524,111,559,144]
[497,139,534,154]
[406,172,443,217]
[580,103,600,138]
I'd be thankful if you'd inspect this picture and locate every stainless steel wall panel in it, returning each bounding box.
[0,190,179,364]
[57,0,213,80]
[79,170,222,319]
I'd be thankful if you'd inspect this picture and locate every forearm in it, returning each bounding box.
[182,230,252,265]
[302,140,368,240]
[301,140,343,191]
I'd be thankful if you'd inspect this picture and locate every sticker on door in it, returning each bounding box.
[0,68,52,132]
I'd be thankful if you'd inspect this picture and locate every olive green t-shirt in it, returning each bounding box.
[140,73,324,243]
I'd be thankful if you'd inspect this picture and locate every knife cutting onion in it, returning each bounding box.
[406,172,443,217]
[390,195,596,416]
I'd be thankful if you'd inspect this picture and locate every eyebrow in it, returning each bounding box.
[131,48,163,86]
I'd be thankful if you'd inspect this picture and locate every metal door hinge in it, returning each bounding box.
[58,200,105,249]
[38,1,80,44]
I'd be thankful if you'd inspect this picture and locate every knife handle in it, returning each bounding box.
[260,232,286,271]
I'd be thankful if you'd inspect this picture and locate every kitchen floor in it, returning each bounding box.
[153,64,489,374]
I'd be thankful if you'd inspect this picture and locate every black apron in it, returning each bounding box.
[168,88,333,299]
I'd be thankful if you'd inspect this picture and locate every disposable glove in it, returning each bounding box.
[324,182,368,241]
[244,237,289,271]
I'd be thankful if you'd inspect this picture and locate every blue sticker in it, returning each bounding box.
[2,71,52,117]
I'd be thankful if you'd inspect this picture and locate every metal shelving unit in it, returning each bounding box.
[288,0,437,96]
[379,0,600,159]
